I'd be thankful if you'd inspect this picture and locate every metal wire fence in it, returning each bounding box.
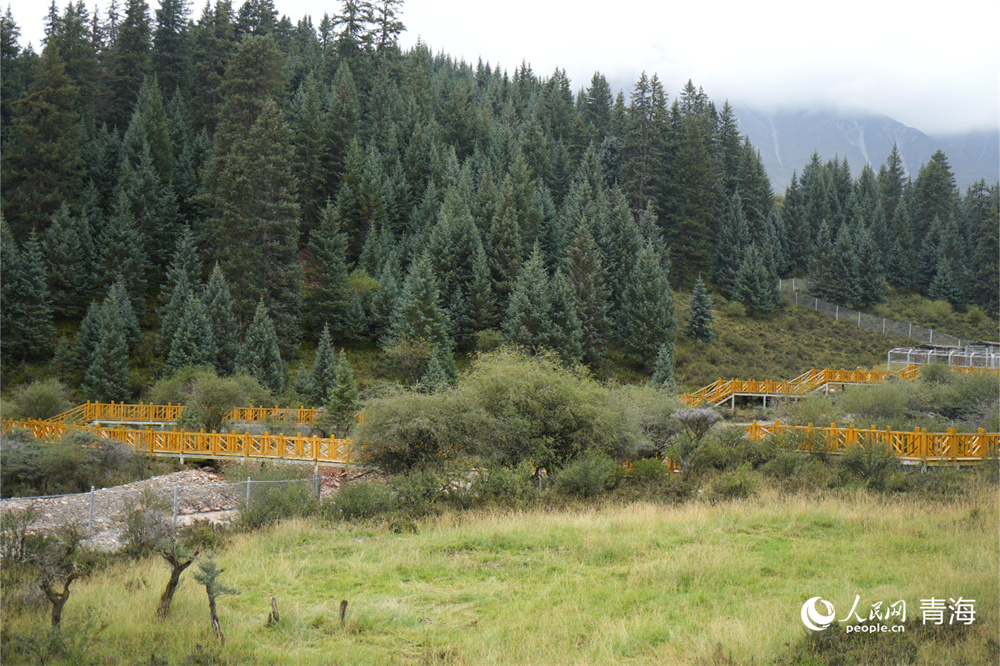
[778,279,965,347]
[0,476,320,549]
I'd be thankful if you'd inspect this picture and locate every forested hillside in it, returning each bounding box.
[1,0,997,404]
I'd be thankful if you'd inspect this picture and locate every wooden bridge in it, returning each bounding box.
[5,418,352,466]
[744,421,998,465]
[680,364,995,407]
[4,372,998,466]
[46,402,324,426]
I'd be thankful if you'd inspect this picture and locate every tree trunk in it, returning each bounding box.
[157,558,195,618]
[209,597,224,643]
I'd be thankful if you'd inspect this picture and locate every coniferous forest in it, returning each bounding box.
[2,0,998,404]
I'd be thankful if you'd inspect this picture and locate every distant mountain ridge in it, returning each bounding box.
[732,108,999,192]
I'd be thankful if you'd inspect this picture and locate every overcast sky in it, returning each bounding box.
[9,0,999,136]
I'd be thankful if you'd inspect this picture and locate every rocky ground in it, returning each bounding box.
[1,465,369,551]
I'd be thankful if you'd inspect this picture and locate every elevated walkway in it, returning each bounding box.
[681,365,995,407]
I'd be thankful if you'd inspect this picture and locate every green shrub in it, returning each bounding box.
[328,481,396,521]
[358,348,639,474]
[837,382,912,423]
[471,462,536,506]
[717,300,746,318]
[626,458,667,487]
[391,468,448,515]
[918,363,951,384]
[119,489,174,558]
[919,299,953,324]
[474,329,504,353]
[839,439,899,490]
[707,463,757,501]
[0,431,153,497]
[180,519,229,552]
[236,478,318,531]
[6,378,73,421]
[778,392,842,427]
[555,449,618,498]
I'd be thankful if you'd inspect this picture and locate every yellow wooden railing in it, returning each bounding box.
[4,419,353,465]
[744,420,999,463]
[45,401,323,426]
[682,365,998,407]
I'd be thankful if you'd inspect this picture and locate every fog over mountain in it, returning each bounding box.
[733,108,999,192]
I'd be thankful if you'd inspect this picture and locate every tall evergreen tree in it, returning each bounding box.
[43,204,90,319]
[81,284,135,401]
[621,241,676,369]
[825,223,861,307]
[503,244,556,352]
[855,225,887,307]
[650,341,675,391]
[2,46,84,234]
[304,203,352,337]
[387,251,452,350]
[306,324,338,405]
[325,349,360,436]
[238,299,286,395]
[152,0,191,100]
[732,242,779,316]
[111,0,153,129]
[165,291,215,373]
[563,218,610,364]
[683,277,715,343]
[201,264,240,375]
[98,190,150,316]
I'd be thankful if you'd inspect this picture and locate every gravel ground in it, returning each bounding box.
[1,466,369,551]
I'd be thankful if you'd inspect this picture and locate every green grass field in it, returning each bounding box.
[5,483,997,665]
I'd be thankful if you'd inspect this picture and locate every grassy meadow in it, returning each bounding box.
[4,481,997,665]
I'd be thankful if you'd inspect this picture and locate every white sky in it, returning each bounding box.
[8,0,1000,136]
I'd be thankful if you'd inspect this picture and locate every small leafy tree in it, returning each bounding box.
[667,408,720,481]
[35,524,85,627]
[192,556,239,643]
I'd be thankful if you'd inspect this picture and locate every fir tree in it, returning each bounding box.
[99,190,150,317]
[418,353,450,393]
[158,272,192,355]
[81,287,134,401]
[43,204,89,318]
[563,218,610,364]
[3,46,84,233]
[238,299,286,395]
[201,264,240,375]
[503,244,554,353]
[549,269,584,365]
[305,203,352,337]
[854,226,887,307]
[387,251,452,350]
[306,324,338,406]
[733,243,779,316]
[650,341,675,391]
[683,278,715,343]
[621,241,676,369]
[324,349,360,437]
[111,0,153,129]
[19,228,57,358]
[165,292,215,373]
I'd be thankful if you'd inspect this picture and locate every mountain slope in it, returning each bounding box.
[734,108,998,191]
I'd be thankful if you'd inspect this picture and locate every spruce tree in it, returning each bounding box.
[733,243,779,316]
[43,204,89,319]
[486,206,524,313]
[714,190,751,300]
[549,269,584,365]
[3,46,84,233]
[238,299,286,395]
[305,203,352,337]
[322,348,361,435]
[111,0,153,129]
[563,219,610,364]
[306,324,338,406]
[621,241,676,370]
[201,264,240,375]
[683,278,715,343]
[81,288,133,401]
[165,293,215,373]
[808,222,835,301]
[418,354,450,393]
[650,341,675,391]
[387,251,453,350]
[854,226,887,307]
[928,255,966,308]
[99,190,150,317]
[158,272,192,354]
[503,244,555,353]
[20,228,57,358]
